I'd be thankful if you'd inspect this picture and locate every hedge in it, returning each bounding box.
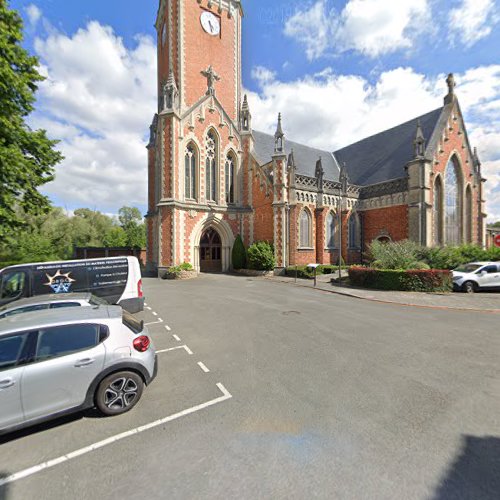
[348,266,452,292]
[285,264,349,279]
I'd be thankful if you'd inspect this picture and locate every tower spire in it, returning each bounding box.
[240,94,252,132]
[413,119,426,158]
[274,113,285,154]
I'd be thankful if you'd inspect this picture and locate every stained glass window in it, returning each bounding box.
[326,212,337,248]
[300,210,312,247]
[445,158,461,244]
[225,153,235,204]
[348,213,360,248]
[433,177,443,245]
[206,130,217,202]
[184,144,196,200]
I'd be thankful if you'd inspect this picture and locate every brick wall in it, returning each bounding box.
[363,205,409,248]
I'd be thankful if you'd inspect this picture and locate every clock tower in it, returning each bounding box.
[146,0,249,275]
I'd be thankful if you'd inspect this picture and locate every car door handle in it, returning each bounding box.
[74,358,95,368]
[0,378,15,389]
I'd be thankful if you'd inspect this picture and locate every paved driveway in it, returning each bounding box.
[1,274,499,499]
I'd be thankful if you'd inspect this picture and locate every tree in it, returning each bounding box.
[231,234,246,270]
[118,206,146,248]
[0,1,63,237]
[492,221,500,228]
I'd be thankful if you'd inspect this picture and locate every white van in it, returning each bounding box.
[0,256,144,313]
[452,262,500,293]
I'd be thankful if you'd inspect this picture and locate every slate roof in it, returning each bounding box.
[252,130,340,182]
[333,107,444,186]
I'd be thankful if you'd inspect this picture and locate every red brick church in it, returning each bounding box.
[146,0,487,274]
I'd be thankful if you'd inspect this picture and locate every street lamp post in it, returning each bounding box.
[338,163,349,284]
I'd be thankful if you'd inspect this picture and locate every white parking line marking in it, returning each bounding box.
[152,312,158,317]
[145,319,163,326]
[165,325,172,331]
[198,362,210,373]
[158,318,163,323]
[156,345,193,355]
[173,334,181,342]
[146,307,152,311]
[0,384,232,488]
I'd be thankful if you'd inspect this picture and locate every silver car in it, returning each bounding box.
[0,293,109,320]
[0,306,157,435]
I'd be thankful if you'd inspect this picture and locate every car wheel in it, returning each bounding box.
[463,281,477,294]
[95,371,144,416]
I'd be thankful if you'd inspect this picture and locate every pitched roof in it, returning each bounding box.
[252,130,340,182]
[333,107,444,186]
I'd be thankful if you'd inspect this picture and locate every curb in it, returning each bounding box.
[266,277,500,315]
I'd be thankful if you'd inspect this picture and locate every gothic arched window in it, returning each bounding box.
[326,212,337,248]
[465,185,473,243]
[184,143,197,200]
[225,153,236,204]
[434,176,443,245]
[299,209,312,248]
[445,157,462,245]
[348,212,361,249]
[206,130,218,202]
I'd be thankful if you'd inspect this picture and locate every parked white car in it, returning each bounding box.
[452,262,500,293]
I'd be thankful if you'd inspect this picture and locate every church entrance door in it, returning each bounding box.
[200,228,222,273]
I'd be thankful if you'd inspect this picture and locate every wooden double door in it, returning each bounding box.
[200,228,222,273]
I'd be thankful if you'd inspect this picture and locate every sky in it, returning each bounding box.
[9,0,500,221]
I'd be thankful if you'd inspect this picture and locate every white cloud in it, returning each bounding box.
[284,0,431,60]
[31,22,156,212]
[248,64,500,222]
[25,4,42,27]
[449,0,499,47]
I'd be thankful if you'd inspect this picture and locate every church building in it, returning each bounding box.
[146,0,487,274]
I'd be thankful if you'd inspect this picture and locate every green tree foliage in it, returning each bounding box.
[491,221,500,228]
[118,206,146,248]
[0,206,146,267]
[370,240,429,270]
[247,241,275,271]
[231,234,246,270]
[0,1,63,236]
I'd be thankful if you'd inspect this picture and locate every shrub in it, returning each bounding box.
[284,264,349,279]
[247,241,275,271]
[231,234,247,270]
[179,262,193,271]
[348,267,452,292]
[369,240,422,270]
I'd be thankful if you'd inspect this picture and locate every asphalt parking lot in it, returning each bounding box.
[1,274,500,499]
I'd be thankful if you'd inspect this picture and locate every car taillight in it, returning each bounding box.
[138,279,143,298]
[133,335,150,352]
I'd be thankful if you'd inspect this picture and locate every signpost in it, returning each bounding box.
[307,263,320,287]
[495,234,500,248]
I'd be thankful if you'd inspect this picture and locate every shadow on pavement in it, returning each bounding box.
[0,472,9,500]
[432,435,500,499]
[0,407,105,446]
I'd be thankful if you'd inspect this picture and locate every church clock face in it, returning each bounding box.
[200,11,220,36]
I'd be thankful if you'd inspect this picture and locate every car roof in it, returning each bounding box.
[0,305,123,335]
[467,262,499,266]
[0,293,93,312]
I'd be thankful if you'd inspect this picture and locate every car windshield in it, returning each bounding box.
[89,295,109,306]
[454,264,482,273]
[122,310,143,334]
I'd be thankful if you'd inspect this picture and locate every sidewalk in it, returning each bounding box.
[266,274,500,313]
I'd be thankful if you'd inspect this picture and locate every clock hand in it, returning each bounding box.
[209,20,214,33]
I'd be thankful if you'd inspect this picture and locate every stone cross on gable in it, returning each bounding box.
[201,65,221,95]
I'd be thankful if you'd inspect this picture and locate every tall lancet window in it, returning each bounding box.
[465,185,473,243]
[326,212,337,248]
[205,130,218,202]
[184,143,197,200]
[299,209,312,248]
[445,157,462,245]
[434,176,443,245]
[225,153,236,204]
